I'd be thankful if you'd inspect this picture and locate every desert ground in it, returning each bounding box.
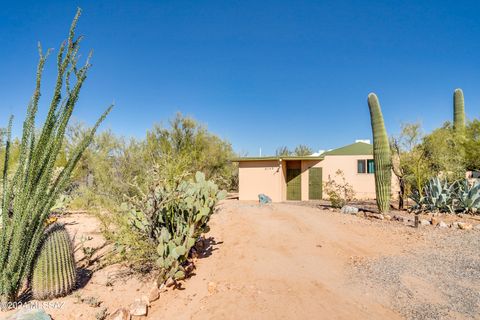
[3,200,480,320]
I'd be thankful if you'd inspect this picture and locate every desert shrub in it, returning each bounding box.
[103,168,226,282]
[64,114,237,212]
[324,170,355,208]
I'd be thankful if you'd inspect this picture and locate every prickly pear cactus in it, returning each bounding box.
[129,171,226,283]
[367,93,392,213]
[31,223,76,300]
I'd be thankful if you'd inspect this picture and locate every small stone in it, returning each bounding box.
[437,221,449,228]
[6,309,52,320]
[355,211,364,218]
[367,213,384,220]
[341,206,359,214]
[130,299,148,316]
[384,214,392,221]
[420,219,430,226]
[452,221,460,229]
[147,286,160,303]
[165,277,175,287]
[208,281,217,294]
[108,308,130,320]
[393,215,404,222]
[431,217,438,226]
[458,222,473,230]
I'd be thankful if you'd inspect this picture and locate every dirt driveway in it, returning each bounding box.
[3,200,478,320]
[149,201,426,320]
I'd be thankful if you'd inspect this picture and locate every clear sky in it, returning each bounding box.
[1,0,479,156]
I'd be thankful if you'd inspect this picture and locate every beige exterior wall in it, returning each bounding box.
[305,155,399,200]
[238,160,283,202]
[238,155,399,202]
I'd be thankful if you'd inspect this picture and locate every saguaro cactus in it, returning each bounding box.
[367,93,392,213]
[453,88,465,133]
[31,224,76,300]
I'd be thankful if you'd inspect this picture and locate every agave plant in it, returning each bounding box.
[419,177,455,213]
[454,179,480,213]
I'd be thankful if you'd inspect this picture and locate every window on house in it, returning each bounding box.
[357,160,366,173]
[367,159,375,173]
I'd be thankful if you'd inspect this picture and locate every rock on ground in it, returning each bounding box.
[5,309,51,320]
[341,206,359,214]
[108,308,130,320]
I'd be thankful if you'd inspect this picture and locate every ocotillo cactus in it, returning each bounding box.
[453,88,465,133]
[31,223,76,300]
[367,93,392,213]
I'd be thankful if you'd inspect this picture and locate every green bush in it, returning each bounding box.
[324,170,355,208]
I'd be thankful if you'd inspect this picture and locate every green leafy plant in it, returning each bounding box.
[0,9,111,303]
[324,170,355,208]
[368,93,392,213]
[31,224,76,300]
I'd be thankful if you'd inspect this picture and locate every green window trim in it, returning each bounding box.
[367,159,375,174]
[357,159,375,174]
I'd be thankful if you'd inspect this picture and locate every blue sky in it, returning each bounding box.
[1,0,479,155]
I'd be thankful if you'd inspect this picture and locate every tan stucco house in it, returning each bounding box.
[234,142,397,202]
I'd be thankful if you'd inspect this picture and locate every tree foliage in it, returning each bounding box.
[66,114,237,210]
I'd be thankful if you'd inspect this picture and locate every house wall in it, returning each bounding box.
[238,155,399,203]
[238,160,283,202]
[303,155,399,200]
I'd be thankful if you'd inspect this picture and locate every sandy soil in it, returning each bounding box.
[1,200,478,319]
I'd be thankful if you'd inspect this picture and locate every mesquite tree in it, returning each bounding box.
[0,8,111,303]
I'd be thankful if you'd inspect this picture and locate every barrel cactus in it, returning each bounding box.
[367,93,392,213]
[453,88,465,133]
[31,223,76,300]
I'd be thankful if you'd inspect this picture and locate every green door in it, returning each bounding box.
[309,168,323,200]
[287,168,302,200]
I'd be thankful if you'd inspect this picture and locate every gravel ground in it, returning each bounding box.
[351,229,480,319]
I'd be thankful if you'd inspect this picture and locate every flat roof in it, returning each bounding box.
[232,156,324,162]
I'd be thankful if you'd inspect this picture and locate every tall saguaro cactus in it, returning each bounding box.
[453,88,465,133]
[367,93,392,213]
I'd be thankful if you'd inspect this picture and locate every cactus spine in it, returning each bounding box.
[367,93,392,213]
[31,224,76,300]
[453,88,465,133]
